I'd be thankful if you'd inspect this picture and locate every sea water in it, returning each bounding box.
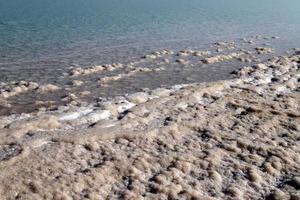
[1,0,300,71]
[1,0,300,114]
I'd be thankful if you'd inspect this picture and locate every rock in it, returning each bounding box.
[71,80,84,86]
[255,47,273,54]
[226,187,243,197]
[69,64,117,77]
[272,36,280,39]
[175,102,188,110]
[215,42,227,46]
[290,193,300,200]
[37,84,61,93]
[287,177,300,190]
[176,59,188,64]
[127,92,149,104]
[144,54,157,59]
[209,170,223,183]
[248,168,262,183]
[238,57,252,63]
[79,91,91,96]
[193,51,210,57]
[203,52,244,64]
[286,78,298,89]
[117,100,136,113]
[254,63,268,70]
[81,110,111,124]
[163,59,170,63]
[59,108,93,121]
[267,190,289,200]
[203,57,219,64]
[151,88,171,97]
[176,51,190,56]
[100,99,136,115]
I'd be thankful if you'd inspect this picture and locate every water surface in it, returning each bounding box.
[1,0,300,115]
[1,0,300,71]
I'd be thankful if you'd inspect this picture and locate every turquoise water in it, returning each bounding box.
[1,0,300,70]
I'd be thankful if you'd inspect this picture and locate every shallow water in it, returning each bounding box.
[1,0,300,70]
[1,0,300,114]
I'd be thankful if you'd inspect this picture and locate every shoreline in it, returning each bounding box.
[0,48,299,199]
[0,36,287,116]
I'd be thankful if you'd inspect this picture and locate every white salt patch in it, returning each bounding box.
[170,84,189,91]
[117,101,136,113]
[127,92,149,104]
[175,102,188,110]
[254,75,272,85]
[85,110,111,122]
[275,86,289,94]
[59,108,93,121]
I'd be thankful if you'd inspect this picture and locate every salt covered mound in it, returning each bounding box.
[0,53,299,200]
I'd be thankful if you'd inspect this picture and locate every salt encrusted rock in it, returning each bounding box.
[176,52,188,57]
[61,93,78,102]
[193,51,210,57]
[0,99,11,108]
[151,88,171,97]
[127,92,149,104]
[69,65,104,76]
[203,52,245,64]
[99,99,136,116]
[272,36,280,39]
[163,58,170,63]
[72,110,111,125]
[226,186,243,197]
[176,59,188,64]
[176,50,191,56]
[71,80,83,86]
[286,78,298,89]
[69,63,124,77]
[99,74,123,83]
[116,100,136,113]
[255,47,273,54]
[175,102,188,110]
[144,54,157,59]
[209,170,223,183]
[79,91,91,96]
[268,189,289,200]
[238,57,252,63]
[59,108,93,121]
[215,41,227,46]
[254,63,268,70]
[203,57,219,64]
[248,168,262,183]
[289,177,300,189]
[0,81,39,99]
[37,84,61,94]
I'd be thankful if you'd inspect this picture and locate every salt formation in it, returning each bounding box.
[0,49,299,200]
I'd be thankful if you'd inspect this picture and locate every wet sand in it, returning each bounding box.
[0,41,299,199]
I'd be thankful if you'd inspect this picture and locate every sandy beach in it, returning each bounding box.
[0,46,299,199]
